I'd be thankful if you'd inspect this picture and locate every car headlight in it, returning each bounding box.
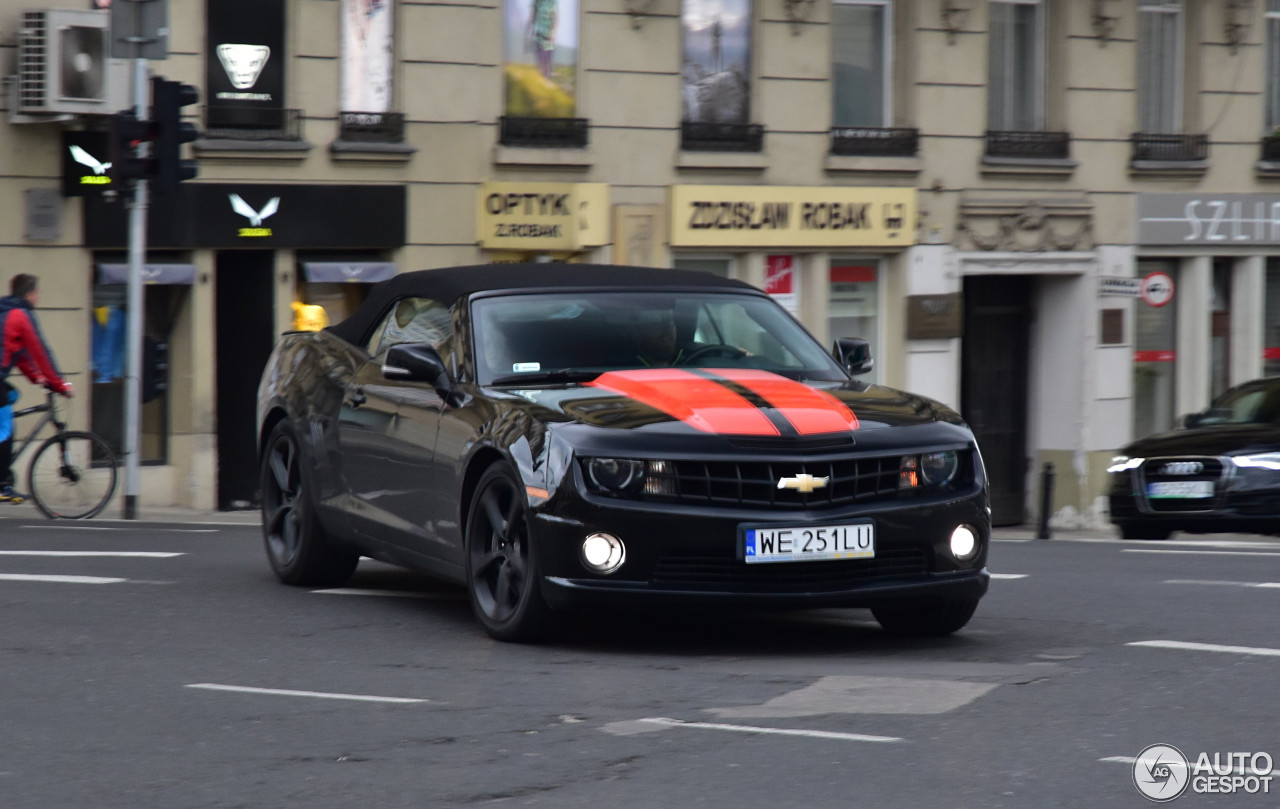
[583,458,678,497]
[585,458,646,494]
[1107,456,1143,473]
[1232,453,1280,471]
[900,451,961,490]
[920,451,959,486]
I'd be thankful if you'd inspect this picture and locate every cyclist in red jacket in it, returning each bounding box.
[1,274,74,503]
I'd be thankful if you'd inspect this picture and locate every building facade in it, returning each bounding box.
[1,0,1278,524]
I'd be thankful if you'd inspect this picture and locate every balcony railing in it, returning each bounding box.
[1131,132,1209,162]
[830,127,918,157]
[499,116,589,148]
[339,111,405,143]
[1261,135,1280,162]
[203,106,303,141]
[681,121,764,152]
[985,130,1071,160]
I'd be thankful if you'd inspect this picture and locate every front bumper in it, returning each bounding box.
[531,485,990,610]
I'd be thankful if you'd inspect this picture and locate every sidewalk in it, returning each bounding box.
[0,498,262,525]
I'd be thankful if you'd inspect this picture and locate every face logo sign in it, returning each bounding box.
[217,44,271,90]
[69,145,112,185]
[229,194,280,238]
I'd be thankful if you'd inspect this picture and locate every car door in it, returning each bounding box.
[336,297,455,559]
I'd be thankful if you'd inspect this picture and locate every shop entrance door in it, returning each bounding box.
[961,275,1032,526]
[215,251,275,510]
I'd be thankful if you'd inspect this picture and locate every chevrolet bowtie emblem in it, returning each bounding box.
[777,474,829,493]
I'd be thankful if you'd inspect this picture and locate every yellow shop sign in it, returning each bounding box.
[669,185,917,248]
[477,182,610,251]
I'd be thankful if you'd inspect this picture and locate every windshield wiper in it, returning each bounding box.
[487,369,602,386]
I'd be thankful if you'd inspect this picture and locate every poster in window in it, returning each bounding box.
[503,0,579,117]
[206,0,285,114]
[682,0,751,124]
[342,0,393,113]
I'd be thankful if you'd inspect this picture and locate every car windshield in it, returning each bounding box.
[471,290,848,385]
[1197,381,1280,426]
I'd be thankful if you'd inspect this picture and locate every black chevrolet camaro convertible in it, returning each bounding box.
[256,264,990,641]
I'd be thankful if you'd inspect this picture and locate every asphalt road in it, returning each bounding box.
[1,514,1277,808]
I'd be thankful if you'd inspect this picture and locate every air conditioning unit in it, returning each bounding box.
[15,8,129,117]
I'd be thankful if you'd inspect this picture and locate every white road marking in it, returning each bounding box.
[0,573,125,584]
[636,717,902,743]
[990,573,1028,579]
[0,551,182,558]
[311,588,461,599]
[1164,579,1280,588]
[185,683,431,704]
[1127,640,1280,658]
[21,525,219,533]
[1123,549,1280,557]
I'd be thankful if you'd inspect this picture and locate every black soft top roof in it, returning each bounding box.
[325,263,756,346]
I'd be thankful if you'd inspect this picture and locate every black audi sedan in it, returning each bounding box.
[1109,376,1280,540]
[256,264,990,641]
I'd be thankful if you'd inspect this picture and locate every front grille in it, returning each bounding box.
[651,547,929,592]
[661,456,902,508]
[1141,457,1224,512]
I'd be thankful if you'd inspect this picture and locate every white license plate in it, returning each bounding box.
[743,523,875,564]
[1147,480,1214,499]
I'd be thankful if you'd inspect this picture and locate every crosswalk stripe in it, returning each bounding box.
[1128,640,1280,658]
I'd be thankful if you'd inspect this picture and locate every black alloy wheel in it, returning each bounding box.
[466,464,552,642]
[871,597,980,637]
[260,421,358,587]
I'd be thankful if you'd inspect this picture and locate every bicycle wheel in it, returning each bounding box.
[27,431,119,520]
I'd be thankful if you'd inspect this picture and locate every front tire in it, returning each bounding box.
[260,420,358,587]
[465,464,553,642]
[871,598,980,637]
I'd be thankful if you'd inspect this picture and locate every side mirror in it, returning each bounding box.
[832,337,874,376]
[383,343,452,396]
[1182,412,1202,429]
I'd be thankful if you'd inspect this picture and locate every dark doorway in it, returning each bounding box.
[961,275,1032,526]
[215,251,275,510]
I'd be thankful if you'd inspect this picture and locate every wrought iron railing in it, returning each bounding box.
[1261,135,1280,162]
[338,111,406,143]
[985,130,1071,160]
[203,106,303,141]
[830,127,919,157]
[499,116,589,148]
[1131,132,1209,162]
[681,121,764,152]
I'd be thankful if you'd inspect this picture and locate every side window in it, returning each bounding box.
[365,297,455,358]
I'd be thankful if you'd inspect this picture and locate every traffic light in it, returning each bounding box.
[151,77,200,191]
[107,111,155,185]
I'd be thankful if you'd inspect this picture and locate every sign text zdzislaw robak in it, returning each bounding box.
[670,186,917,248]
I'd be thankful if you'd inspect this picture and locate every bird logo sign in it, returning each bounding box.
[70,145,112,186]
[229,194,280,238]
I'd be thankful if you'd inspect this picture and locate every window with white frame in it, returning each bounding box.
[1138,1,1183,134]
[832,0,890,128]
[1268,0,1280,130]
[987,0,1043,132]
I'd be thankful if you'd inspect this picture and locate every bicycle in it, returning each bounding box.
[8,389,118,519]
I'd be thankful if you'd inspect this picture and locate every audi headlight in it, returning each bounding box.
[920,451,959,486]
[1107,455,1143,473]
[1233,453,1280,471]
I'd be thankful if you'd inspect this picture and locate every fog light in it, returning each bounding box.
[582,533,626,574]
[950,525,978,560]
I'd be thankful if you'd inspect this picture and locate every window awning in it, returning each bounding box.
[98,263,197,285]
[302,262,397,284]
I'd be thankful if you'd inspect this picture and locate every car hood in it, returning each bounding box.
[496,368,960,436]
[1123,423,1280,457]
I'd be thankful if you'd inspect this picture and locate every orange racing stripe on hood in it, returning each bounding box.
[712,369,859,435]
[586,369,780,435]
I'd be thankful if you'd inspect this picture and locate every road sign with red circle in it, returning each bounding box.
[1140,272,1175,307]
